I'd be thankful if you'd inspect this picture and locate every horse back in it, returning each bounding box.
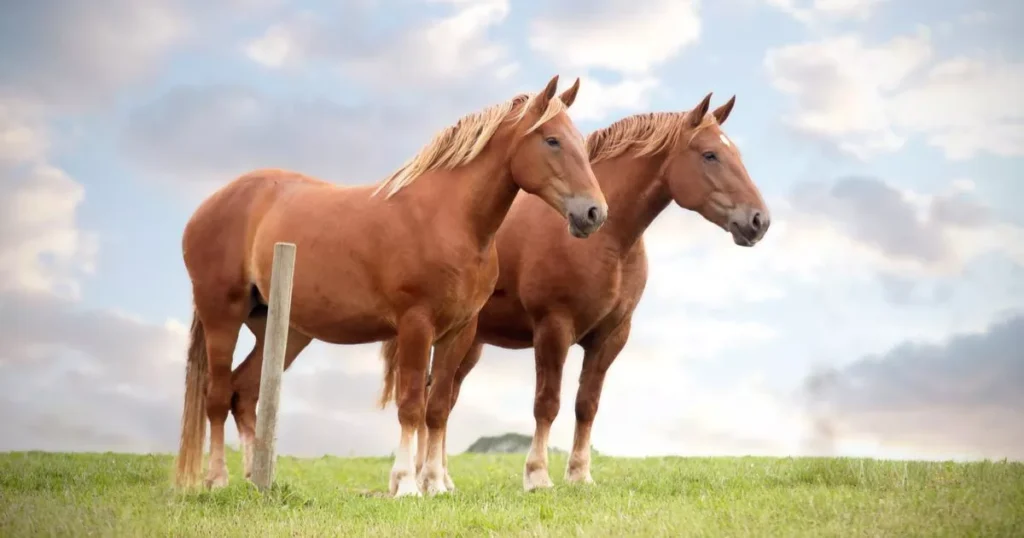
[181,169,333,291]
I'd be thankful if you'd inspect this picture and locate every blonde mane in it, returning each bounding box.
[373,92,569,198]
[586,111,719,164]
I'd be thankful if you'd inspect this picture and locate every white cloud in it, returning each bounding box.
[562,75,660,122]
[0,165,97,297]
[629,315,779,359]
[636,175,1024,318]
[571,363,811,457]
[437,344,813,458]
[409,0,510,77]
[807,313,1024,461]
[0,0,186,112]
[121,83,520,194]
[494,62,521,80]
[244,1,512,88]
[244,25,293,68]
[765,29,1024,160]
[643,210,790,306]
[523,0,699,121]
[0,101,49,161]
[887,57,1024,160]
[766,0,889,24]
[785,178,1024,277]
[0,103,97,298]
[764,30,930,158]
[529,0,700,75]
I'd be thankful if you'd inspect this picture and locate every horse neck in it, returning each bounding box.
[438,147,519,250]
[596,152,672,253]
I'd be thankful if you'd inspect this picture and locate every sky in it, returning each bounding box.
[1,0,1022,463]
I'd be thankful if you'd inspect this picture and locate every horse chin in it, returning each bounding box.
[730,223,756,247]
[568,222,591,239]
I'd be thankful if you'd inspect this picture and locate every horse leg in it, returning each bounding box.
[418,318,479,495]
[414,355,432,477]
[524,315,573,492]
[415,407,428,475]
[194,297,247,489]
[449,339,483,413]
[566,317,631,485]
[441,339,483,490]
[230,316,265,479]
[231,315,311,479]
[389,310,435,498]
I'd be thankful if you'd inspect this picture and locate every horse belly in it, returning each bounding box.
[247,247,392,345]
[292,312,394,345]
[285,274,395,344]
[476,293,533,349]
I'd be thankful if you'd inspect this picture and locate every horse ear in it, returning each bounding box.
[713,95,736,125]
[531,75,561,115]
[688,92,713,127]
[558,77,581,108]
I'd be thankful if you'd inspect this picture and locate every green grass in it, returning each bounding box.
[1,451,1021,537]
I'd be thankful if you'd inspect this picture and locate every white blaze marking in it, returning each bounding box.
[720,133,732,147]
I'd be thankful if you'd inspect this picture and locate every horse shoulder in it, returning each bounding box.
[411,234,499,316]
[480,243,500,290]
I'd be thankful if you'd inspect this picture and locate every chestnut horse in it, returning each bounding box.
[174,75,608,497]
[417,93,771,491]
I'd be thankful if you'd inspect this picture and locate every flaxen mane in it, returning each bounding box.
[373,93,569,198]
[586,112,719,164]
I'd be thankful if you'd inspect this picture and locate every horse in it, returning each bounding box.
[174,75,608,498]
[416,92,771,491]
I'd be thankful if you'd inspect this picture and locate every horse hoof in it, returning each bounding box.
[394,479,422,498]
[417,469,449,496]
[391,470,421,498]
[204,475,229,490]
[565,468,595,485]
[523,469,554,492]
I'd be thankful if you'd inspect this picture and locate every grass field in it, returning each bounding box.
[1,450,1021,537]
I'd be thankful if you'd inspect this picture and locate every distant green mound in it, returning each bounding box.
[464,432,567,455]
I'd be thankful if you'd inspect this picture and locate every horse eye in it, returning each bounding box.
[545,137,560,148]
[703,151,717,162]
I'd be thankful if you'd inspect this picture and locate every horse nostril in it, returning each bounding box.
[587,206,599,223]
[751,211,762,231]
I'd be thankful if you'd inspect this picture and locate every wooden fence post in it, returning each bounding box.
[251,242,297,491]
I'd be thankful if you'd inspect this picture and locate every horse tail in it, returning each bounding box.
[175,309,208,488]
[377,337,434,410]
[377,338,400,409]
